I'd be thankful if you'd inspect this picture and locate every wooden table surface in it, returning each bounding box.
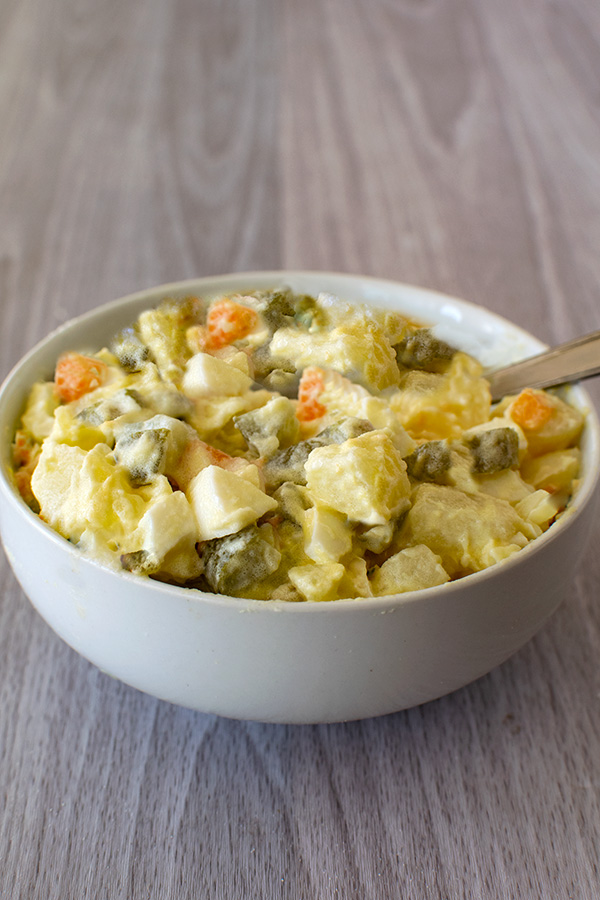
[1,1,600,897]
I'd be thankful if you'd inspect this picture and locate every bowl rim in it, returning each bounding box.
[1,270,599,615]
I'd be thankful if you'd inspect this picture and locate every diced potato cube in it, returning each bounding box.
[515,489,562,530]
[398,483,536,576]
[370,545,450,596]
[337,557,373,599]
[305,431,410,526]
[21,382,59,440]
[474,469,534,504]
[157,540,204,583]
[288,562,346,602]
[188,465,277,540]
[48,405,107,451]
[520,448,581,493]
[269,317,401,392]
[389,352,491,441]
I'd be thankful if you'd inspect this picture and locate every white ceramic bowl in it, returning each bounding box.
[1,272,598,723]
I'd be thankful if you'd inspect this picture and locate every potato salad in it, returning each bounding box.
[12,288,584,601]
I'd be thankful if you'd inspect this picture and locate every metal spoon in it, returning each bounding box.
[487,330,600,402]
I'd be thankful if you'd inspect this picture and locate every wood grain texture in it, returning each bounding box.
[1,0,600,897]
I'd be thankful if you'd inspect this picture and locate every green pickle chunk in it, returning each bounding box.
[467,427,519,474]
[203,525,282,595]
[405,441,452,482]
[395,328,456,373]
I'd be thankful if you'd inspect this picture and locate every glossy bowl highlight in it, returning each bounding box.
[1,272,598,723]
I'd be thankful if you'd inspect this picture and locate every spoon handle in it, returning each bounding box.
[487,329,600,402]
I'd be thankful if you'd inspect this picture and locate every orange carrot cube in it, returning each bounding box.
[206,299,258,350]
[54,352,108,403]
[511,388,553,431]
[297,367,327,422]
